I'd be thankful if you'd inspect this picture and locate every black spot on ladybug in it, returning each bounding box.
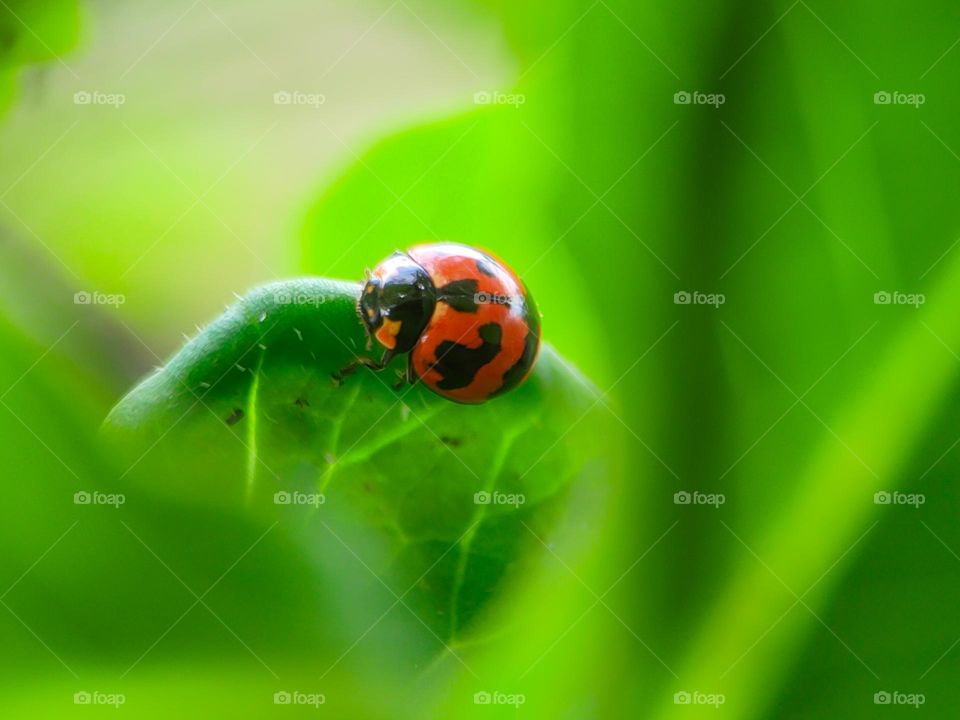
[494,329,539,397]
[432,323,502,390]
[476,258,497,277]
[440,435,463,447]
[493,292,541,397]
[437,279,479,313]
[295,397,310,408]
[226,408,245,425]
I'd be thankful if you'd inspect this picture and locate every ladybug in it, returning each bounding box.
[335,242,541,404]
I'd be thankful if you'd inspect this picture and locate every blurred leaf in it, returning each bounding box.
[105,278,601,642]
[653,248,960,720]
[0,310,345,696]
[0,0,79,117]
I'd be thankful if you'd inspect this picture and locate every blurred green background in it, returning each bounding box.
[3,0,960,717]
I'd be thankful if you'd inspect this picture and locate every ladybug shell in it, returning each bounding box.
[407,243,540,404]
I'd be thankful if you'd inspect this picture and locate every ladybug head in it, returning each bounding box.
[359,252,436,354]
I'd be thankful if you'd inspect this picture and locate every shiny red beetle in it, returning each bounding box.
[335,243,541,404]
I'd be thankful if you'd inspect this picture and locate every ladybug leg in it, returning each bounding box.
[405,354,418,386]
[332,350,395,385]
[389,356,416,391]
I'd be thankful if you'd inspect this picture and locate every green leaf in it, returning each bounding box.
[105,278,603,643]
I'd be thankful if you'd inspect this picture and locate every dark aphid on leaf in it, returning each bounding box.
[334,242,541,404]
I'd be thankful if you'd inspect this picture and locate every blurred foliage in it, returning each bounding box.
[0,0,78,117]
[3,0,960,718]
